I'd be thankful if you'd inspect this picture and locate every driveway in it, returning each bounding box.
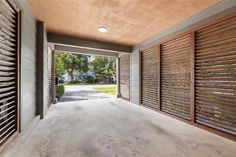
[3,98,236,157]
[60,84,116,102]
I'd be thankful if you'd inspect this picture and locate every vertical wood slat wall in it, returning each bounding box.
[0,0,19,147]
[141,45,159,109]
[140,13,236,138]
[119,54,130,99]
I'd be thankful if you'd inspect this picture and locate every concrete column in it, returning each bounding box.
[130,49,140,104]
[36,20,48,119]
[116,57,121,98]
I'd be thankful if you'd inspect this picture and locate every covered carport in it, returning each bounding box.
[0,0,236,156]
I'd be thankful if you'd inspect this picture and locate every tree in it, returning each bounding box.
[55,53,64,77]
[90,56,116,83]
[55,52,89,81]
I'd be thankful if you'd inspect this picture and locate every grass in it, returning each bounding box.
[93,86,117,95]
[65,82,115,86]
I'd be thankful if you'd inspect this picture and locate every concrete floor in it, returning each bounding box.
[2,98,236,157]
[60,85,115,102]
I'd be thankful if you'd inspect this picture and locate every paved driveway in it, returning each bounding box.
[60,85,116,102]
[3,98,236,157]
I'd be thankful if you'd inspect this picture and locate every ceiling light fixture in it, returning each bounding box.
[98,27,108,33]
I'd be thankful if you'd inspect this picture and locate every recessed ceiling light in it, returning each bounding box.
[98,27,108,33]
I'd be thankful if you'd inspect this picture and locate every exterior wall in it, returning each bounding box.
[130,49,140,104]
[17,0,37,130]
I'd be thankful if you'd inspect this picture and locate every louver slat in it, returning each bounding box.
[195,15,236,136]
[0,0,18,148]
[160,34,191,119]
[48,47,53,105]
[141,45,159,109]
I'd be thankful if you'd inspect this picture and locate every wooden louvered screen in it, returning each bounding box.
[138,13,236,138]
[0,0,19,147]
[160,34,191,119]
[195,16,236,135]
[141,46,159,109]
[119,54,130,99]
[48,47,53,106]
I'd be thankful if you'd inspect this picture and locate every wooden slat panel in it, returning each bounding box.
[119,54,130,99]
[0,53,15,61]
[0,0,16,14]
[0,3,15,20]
[0,96,15,103]
[195,15,236,136]
[0,13,15,28]
[48,47,53,105]
[0,30,16,43]
[0,115,15,127]
[141,45,159,109]
[0,65,15,71]
[0,0,18,147]
[160,34,191,119]
[0,71,15,76]
[0,86,15,93]
[0,19,15,33]
[0,42,15,51]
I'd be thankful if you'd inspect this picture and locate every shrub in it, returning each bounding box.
[56,84,65,98]
[67,80,80,85]
[83,76,95,84]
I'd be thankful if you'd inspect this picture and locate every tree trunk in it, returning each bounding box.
[69,71,74,82]
[71,73,74,81]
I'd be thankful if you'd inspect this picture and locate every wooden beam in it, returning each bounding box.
[54,44,118,57]
[48,32,132,53]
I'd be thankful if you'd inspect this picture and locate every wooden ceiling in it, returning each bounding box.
[27,0,218,46]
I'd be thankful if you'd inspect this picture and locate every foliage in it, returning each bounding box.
[55,52,89,81]
[83,76,96,84]
[55,53,64,77]
[56,84,65,98]
[90,56,116,83]
[55,52,116,84]
[93,86,116,95]
[67,80,80,84]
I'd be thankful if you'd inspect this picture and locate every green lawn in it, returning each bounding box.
[65,82,115,86]
[93,86,116,95]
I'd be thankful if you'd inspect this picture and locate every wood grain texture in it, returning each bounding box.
[27,0,218,46]
[160,34,191,120]
[141,45,159,109]
[195,15,236,136]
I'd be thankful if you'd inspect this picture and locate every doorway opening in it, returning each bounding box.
[54,51,117,102]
